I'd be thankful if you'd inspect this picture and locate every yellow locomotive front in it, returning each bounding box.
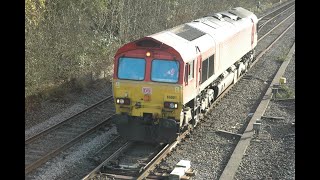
[112,39,184,142]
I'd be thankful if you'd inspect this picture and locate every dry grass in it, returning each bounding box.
[276,84,294,99]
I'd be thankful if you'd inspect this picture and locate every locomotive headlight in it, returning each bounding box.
[116,98,131,105]
[169,103,175,108]
[164,102,178,109]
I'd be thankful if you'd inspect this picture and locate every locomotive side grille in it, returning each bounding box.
[136,39,161,48]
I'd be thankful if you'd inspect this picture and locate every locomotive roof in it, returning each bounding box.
[147,7,257,62]
[115,7,257,63]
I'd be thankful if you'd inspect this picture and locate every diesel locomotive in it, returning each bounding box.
[112,7,258,143]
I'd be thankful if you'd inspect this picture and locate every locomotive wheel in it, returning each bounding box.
[183,107,191,124]
[244,62,249,73]
[180,109,188,132]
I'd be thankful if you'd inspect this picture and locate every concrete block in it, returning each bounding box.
[176,160,191,170]
[279,77,286,84]
[169,167,186,180]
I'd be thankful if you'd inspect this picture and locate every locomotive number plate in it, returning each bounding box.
[167,95,176,99]
[165,94,178,101]
[142,87,152,94]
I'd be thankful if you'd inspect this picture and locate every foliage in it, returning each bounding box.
[277,84,294,99]
[25,0,286,100]
[276,49,290,62]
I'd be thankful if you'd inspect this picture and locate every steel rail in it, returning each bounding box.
[258,12,295,43]
[258,0,295,21]
[255,21,295,63]
[82,141,133,180]
[136,131,189,179]
[90,135,122,158]
[25,95,113,144]
[25,116,114,174]
[258,3,295,32]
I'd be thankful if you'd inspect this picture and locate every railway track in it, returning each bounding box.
[25,95,113,144]
[258,12,295,44]
[81,4,295,179]
[25,95,115,174]
[258,0,295,31]
[83,132,189,180]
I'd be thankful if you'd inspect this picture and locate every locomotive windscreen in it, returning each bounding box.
[118,57,146,80]
[151,60,179,83]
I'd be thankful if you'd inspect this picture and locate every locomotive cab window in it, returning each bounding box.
[118,57,146,80]
[151,59,179,83]
[201,55,214,84]
[208,55,214,77]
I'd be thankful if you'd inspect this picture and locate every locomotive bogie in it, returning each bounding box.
[215,71,235,97]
